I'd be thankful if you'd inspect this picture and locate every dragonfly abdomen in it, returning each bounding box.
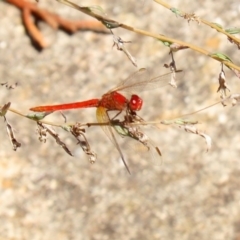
[30,99,100,112]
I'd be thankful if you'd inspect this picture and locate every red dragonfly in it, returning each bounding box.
[30,68,182,173]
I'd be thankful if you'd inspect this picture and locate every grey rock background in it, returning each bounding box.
[0,0,240,239]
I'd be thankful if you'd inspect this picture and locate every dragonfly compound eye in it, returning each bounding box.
[129,94,143,111]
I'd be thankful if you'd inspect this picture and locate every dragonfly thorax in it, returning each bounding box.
[100,91,128,111]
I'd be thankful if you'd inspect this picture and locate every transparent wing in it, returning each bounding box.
[96,107,131,174]
[109,68,184,93]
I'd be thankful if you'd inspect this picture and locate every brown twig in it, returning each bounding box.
[6,0,107,48]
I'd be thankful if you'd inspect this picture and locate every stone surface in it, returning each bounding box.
[0,0,240,239]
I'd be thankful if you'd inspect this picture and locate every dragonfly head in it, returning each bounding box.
[129,94,143,111]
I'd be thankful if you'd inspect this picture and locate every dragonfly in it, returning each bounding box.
[30,68,183,173]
